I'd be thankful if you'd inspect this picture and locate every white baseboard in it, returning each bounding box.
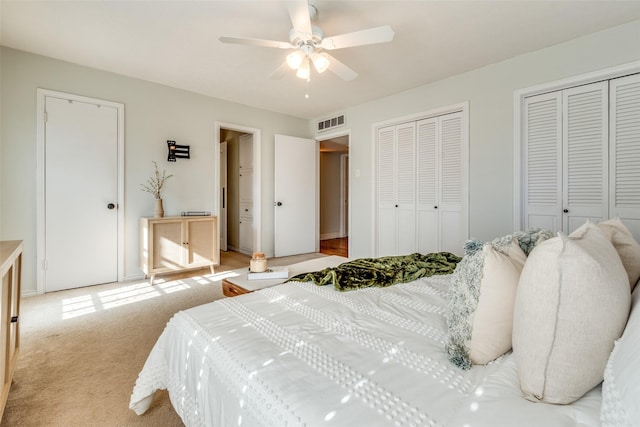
[320,232,342,240]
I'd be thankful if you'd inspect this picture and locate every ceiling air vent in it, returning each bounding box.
[317,114,345,132]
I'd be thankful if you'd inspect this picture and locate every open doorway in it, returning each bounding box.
[218,123,261,258]
[318,134,349,258]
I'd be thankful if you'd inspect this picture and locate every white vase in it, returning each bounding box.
[154,198,164,218]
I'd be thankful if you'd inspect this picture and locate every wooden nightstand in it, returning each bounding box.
[221,255,349,297]
[222,279,252,297]
[221,272,287,297]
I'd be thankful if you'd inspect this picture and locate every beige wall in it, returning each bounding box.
[0,47,309,293]
[313,19,640,257]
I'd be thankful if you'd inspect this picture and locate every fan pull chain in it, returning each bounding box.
[305,77,310,99]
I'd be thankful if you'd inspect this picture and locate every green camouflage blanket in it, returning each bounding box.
[286,252,461,292]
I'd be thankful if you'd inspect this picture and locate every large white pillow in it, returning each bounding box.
[446,239,526,369]
[512,223,630,404]
[601,285,640,426]
[596,217,640,291]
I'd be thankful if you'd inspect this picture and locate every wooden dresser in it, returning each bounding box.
[0,241,22,420]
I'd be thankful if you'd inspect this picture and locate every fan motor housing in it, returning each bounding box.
[289,26,324,49]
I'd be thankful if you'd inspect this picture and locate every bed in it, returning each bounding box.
[130,220,640,426]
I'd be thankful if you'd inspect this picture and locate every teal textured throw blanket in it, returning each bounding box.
[286,252,461,291]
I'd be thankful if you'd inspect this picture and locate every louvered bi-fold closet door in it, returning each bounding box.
[377,123,416,256]
[524,91,563,232]
[438,112,465,254]
[396,123,417,255]
[416,117,439,254]
[610,73,640,241]
[377,126,397,256]
[562,81,609,233]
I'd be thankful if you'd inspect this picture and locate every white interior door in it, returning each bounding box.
[43,94,121,292]
[274,134,317,257]
[220,141,228,251]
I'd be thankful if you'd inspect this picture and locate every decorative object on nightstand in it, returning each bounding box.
[249,252,267,273]
[141,161,173,218]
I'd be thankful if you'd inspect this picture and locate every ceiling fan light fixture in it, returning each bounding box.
[296,58,311,80]
[311,52,330,73]
[287,50,304,70]
[286,50,305,70]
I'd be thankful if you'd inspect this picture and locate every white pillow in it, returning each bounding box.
[513,223,630,404]
[601,285,640,426]
[446,240,526,369]
[596,217,640,292]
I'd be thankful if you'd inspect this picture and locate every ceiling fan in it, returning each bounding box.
[219,1,394,81]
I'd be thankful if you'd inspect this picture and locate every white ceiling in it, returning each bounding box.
[3,1,640,120]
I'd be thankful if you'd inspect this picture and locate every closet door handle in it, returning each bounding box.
[563,209,569,213]
[434,206,438,209]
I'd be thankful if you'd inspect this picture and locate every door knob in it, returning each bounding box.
[563,209,569,213]
[107,203,116,210]
[276,202,283,206]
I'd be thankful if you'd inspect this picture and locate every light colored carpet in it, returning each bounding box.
[1,252,323,427]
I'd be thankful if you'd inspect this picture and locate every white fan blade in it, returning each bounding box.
[288,0,312,40]
[320,25,394,50]
[326,54,358,81]
[219,36,292,49]
[270,61,290,80]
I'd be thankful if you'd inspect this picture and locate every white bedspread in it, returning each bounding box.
[130,275,602,426]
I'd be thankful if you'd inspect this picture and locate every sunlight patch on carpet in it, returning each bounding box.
[60,273,230,319]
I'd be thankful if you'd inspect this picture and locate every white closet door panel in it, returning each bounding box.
[563,82,609,233]
[416,118,439,253]
[377,126,399,255]
[527,213,560,233]
[396,123,416,205]
[439,113,463,208]
[416,211,439,254]
[417,118,438,206]
[440,212,464,255]
[377,126,396,208]
[378,208,397,257]
[439,112,465,254]
[610,74,640,241]
[398,208,416,255]
[396,122,416,253]
[524,91,563,233]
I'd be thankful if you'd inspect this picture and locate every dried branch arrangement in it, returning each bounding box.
[141,161,173,199]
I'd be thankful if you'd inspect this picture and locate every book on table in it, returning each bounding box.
[247,266,289,280]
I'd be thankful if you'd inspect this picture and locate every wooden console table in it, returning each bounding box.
[0,241,22,420]
[140,216,219,284]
